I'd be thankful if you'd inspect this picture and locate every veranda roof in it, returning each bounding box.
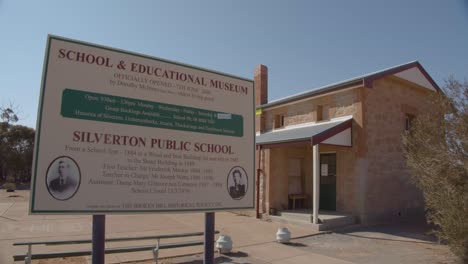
[256,116,353,148]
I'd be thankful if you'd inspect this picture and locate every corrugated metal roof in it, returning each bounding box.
[256,116,352,145]
[257,61,440,110]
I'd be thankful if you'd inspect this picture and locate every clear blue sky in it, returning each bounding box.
[1,0,467,128]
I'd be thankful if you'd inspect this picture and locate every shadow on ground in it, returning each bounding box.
[159,252,251,264]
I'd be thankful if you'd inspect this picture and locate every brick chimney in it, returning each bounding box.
[254,65,268,132]
[255,65,268,106]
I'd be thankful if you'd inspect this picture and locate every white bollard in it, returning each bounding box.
[215,235,233,254]
[276,227,291,243]
[152,248,159,264]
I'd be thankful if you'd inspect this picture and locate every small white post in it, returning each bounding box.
[216,235,233,253]
[26,244,32,264]
[276,227,291,243]
[152,239,160,264]
[313,144,320,224]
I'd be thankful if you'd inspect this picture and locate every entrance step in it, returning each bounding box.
[279,211,312,222]
[269,210,356,231]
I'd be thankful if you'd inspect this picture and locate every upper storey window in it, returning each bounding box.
[316,105,329,121]
[405,113,415,131]
[274,114,285,128]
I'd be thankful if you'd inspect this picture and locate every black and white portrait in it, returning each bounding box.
[46,156,80,200]
[227,166,248,200]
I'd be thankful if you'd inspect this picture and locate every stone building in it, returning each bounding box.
[254,61,440,228]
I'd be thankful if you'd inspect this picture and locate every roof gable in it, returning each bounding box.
[363,61,439,92]
[393,67,437,91]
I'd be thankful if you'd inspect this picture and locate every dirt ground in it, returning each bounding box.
[0,189,29,202]
[2,190,456,264]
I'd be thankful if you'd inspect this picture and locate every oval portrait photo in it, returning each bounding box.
[227,166,248,200]
[45,156,81,201]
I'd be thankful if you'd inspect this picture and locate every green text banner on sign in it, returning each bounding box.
[61,89,243,137]
[30,35,254,214]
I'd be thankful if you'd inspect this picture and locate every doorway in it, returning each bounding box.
[319,153,336,211]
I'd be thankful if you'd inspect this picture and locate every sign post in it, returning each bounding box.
[31,35,254,260]
[92,215,105,264]
[204,212,215,264]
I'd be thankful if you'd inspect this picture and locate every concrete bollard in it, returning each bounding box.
[215,235,233,253]
[276,227,291,243]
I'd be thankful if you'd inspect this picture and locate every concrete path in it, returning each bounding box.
[287,223,455,264]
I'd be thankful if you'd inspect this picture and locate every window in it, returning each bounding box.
[274,114,285,128]
[316,105,323,121]
[288,158,302,195]
[322,105,330,120]
[405,114,415,131]
[316,105,329,122]
[320,153,336,177]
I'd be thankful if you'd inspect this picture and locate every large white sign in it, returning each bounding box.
[30,35,254,214]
